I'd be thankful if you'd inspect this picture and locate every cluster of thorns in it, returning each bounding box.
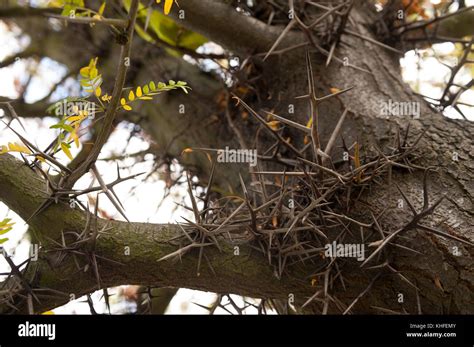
[167,51,473,314]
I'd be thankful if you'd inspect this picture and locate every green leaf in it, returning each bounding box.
[0,218,12,227]
[123,0,208,53]
[0,227,12,235]
[62,124,75,133]
[0,217,14,241]
[50,124,74,133]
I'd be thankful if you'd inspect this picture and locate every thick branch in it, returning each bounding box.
[0,6,127,28]
[0,153,312,314]
[164,0,299,54]
[0,45,40,69]
[0,6,60,18]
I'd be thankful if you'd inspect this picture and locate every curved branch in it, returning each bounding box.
[0,45,40,69]
[164,0,300,54]
[0,98,51,119]
[0,153,312,314]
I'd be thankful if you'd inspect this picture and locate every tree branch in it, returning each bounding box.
[0,6,60,18]
[0,45,40,69]
[164,0,300,54]
[0,153,312,314]
[0,6,127,28]
[394,6,474,47]
[62,0,139,188]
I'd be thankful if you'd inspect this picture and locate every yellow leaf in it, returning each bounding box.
[120,98,127,105]
[136,86,143,97]
[66,115,85,123]
[434,275,444,291]
[128,90,135,101]
[8,142,31,154]
[80,67,90,77]
[330,87,341,94]
[36,155,46,163]
[1,223,14,230]
[90,67,98,79]
[181,148,193,155]
[42,310,55,315]
[306,117,313,128]
[0,145,7,154]
[354,142,362,182]
[164,0,173,14]
[0,218,12,226]
[354,142,361,169]
[48,0,63,8]
[98,2,106,16]
[267,120,280,130]
[123,105,132,111]
[311,278,317,287]
[95,86,102,97]
[61,142,73,160]
[70,130,80,148]
[272,215,278,227]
